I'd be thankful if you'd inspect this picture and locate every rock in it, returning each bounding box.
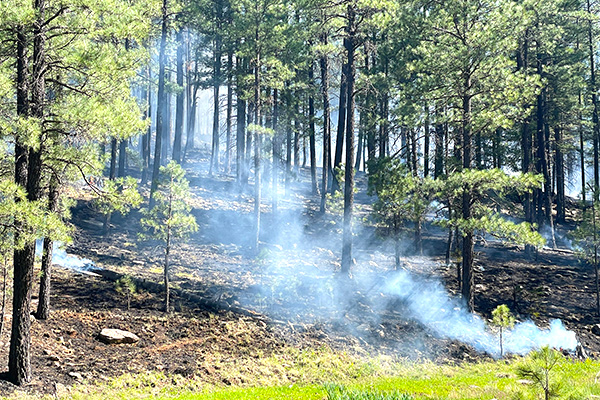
[517,379,534,385]
[54,382,68,397]
[97,328,140,344]
[68,372,83,380]
[591,324,600,336]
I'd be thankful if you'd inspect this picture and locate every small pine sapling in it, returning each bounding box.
[491,304,515,357]
[140,161,198,313]
[516,346,564,400]
[368,158,433,266]
[115,275,136,310]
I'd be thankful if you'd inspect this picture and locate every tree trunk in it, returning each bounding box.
[341,6,356,275]
[172,28,185,164]
[164,186,172,313]
[434,108,444,179]
[308,64,318,194]
[424,105,430,177]
[555,125,565,223]
[410,128,418,175]
[118,139,127,177]
[225,50,233,173]
[355,115,364,171]
[141,66,152,184]
[253,18,262,253]
[35,175,59,320]
[210,28,222,176]
[294,109,300,173]
[236,59,246,187]
[461,74,474,311]
[285,103,292,195]
[302,136,307,168]
[475,131,482,169]
[320,33,331,213]
[332,62,349,193]
[379,58,389,158]
[10,0,47,383]
[365,52,376,166]
[589,0,600,199]
[109,138,117,180]
[183,59,199,163]
[10,26,31,387]
[161,74,171,165]
[272,89,279,214]
[535,52,557,247]
[149,0,169,209]
[245,101,253,186]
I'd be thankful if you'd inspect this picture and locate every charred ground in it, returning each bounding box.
[0,153,596,396]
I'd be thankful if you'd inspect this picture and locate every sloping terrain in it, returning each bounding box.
[0,153,596,396]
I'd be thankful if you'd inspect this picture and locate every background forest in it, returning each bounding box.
[2,0,600,398]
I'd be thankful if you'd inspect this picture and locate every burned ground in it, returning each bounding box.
[0,154,595,395]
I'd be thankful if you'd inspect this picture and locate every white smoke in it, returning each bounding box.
[35,240,97,274]
[382,268,577,356]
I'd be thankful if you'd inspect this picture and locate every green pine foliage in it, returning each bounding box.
[93,177,143,219]
[368,157,433,262]
[115,275,137,310]
[0,180,69,258]
[435,169,545,248]
[140,161,198,244]
[516,346,564,400]
[491,304,516,357]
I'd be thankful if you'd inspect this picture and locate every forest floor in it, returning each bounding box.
[0,150,597,397]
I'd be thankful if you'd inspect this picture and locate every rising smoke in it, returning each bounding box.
[35,240,97,274]
[195,165,579,358]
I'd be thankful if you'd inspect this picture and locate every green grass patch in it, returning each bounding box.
[5,348,600,399]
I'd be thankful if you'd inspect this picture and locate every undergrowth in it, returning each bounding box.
[3,348,600,400]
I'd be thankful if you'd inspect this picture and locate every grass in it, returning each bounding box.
[4,349,600,399]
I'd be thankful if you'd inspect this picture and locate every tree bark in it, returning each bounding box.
[11,0,47,384]
[461,74,474,311]
[149,0,169,209]
[236,58,246,187]
[172,28,185,164]
[253,16,261,253]
[183,57,199,163]
[118,140,127,177]
[226,50,234,173]
[379,58,389,159]
[308,64,318,194]
[272,89,279,214]
[36,176,59,320]
[341,6,356,275]
[434,107,444,179]
[332,62,349,193]
[245,101,253,187]
[555,124,565,223]
[164,179,173,313]
[161,73,171,165]
[141,66,152,184]
[285,98,292,195]
[424,105,430,177]
[294,106,300,173]
[10,25,31,387]
[320,33,331,213]
[109,138,117,180]
[210,22,222,176]
[589,0,600,200]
